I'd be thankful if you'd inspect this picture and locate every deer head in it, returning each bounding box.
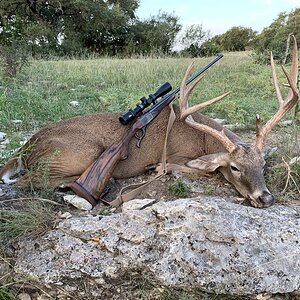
[180,36,299,208]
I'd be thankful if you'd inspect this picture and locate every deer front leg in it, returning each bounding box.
[146,162,204,175]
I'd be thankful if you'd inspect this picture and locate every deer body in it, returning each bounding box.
[0,105,273,208]
[0,106,237,185]
[0,36,298,208]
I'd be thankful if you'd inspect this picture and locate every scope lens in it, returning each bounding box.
[119,111,134,125]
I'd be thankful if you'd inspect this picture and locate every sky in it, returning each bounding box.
[136,0,299,36]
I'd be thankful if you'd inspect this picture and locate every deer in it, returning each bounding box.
[0,36,298,208]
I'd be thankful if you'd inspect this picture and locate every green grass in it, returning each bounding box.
[0,51,291,136]
[0,287,14,300]
[265,124,300,203]
[168,178,191,198]
[0,200,57,244]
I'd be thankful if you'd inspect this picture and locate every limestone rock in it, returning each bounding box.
[14,197,300,298]
[63,194,93,210]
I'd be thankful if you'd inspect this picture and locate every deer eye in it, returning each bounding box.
[230,165,240,172]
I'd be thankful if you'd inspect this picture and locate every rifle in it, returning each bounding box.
[69,53,224,207]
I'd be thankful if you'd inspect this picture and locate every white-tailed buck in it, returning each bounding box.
[0,37,298,208]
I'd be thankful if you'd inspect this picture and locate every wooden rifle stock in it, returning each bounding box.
[70,94,176,206]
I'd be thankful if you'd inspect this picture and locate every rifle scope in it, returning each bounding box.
[119,82,172,125]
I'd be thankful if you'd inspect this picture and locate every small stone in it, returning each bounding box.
[1,138,10,145]
[223,123,241,130]
[18,293,31,300]
[59,212,73,219]
[213,118,227,125]
[69,101,80,108]
[264,146,278,158]
[11,119,22,125]
[146,190,157,198]
[280,120,293,126]
[289,156,300,165]
[37,295,52,300]
[63,195,93,210]
[160,177,167,183]
[0,132,6,141]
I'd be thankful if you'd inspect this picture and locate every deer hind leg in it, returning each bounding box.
[16,173,79,189]
[18,146,103,189]
[0,157,24,184]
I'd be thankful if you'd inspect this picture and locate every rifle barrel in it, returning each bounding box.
[142,53,224,120]
[171,53,223,95]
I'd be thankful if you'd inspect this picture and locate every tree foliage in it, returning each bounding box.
[178,24,211,57]
[220,26,257,51]
[0,1,182,57]
[180,24,209,48]
[254,8,300,63]
[0,1,298,62]
[180,26,257,57]
[197,35,222,57]
[125,11,181,55]
[0,0,139,55]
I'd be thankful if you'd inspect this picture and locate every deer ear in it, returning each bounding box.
[186,152,229,173]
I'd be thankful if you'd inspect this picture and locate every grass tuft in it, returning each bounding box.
[0,287,14,300]
[0,200,57,243]
[168,179,191,198]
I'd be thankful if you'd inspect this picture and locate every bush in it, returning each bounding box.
[0,39,31,77]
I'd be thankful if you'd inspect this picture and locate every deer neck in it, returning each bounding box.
[191,112,242,154]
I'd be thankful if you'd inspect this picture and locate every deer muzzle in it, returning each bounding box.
[250,190,274,208]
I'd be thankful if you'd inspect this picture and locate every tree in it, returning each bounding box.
[0,0,140,56]
[125,11,182,55]
[178,24,211,57]
[220,26,257,51]
[180,24,210,48]
[198,35,222,57]
[254,8,300,63]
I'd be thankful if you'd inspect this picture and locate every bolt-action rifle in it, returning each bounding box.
[69,53,224,207]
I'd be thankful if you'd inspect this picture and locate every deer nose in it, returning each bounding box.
[258,191,274,207]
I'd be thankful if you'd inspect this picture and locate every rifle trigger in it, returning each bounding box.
[135,126,146,148]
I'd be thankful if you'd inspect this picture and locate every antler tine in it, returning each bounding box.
[270,51,284,107]
[287,34,299,98]
[181,92,231,120]
[256,35,299,150]
[180,61,231,119]
[180,61,206,113]
[179,62,235,153]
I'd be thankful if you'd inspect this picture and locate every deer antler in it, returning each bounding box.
[179,61,235,153]
[256,35,299,150]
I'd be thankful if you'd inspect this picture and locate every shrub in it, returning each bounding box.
[0,39,31,77]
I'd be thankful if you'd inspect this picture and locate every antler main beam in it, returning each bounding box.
[256,35,299,150]
[179,61,235,153]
